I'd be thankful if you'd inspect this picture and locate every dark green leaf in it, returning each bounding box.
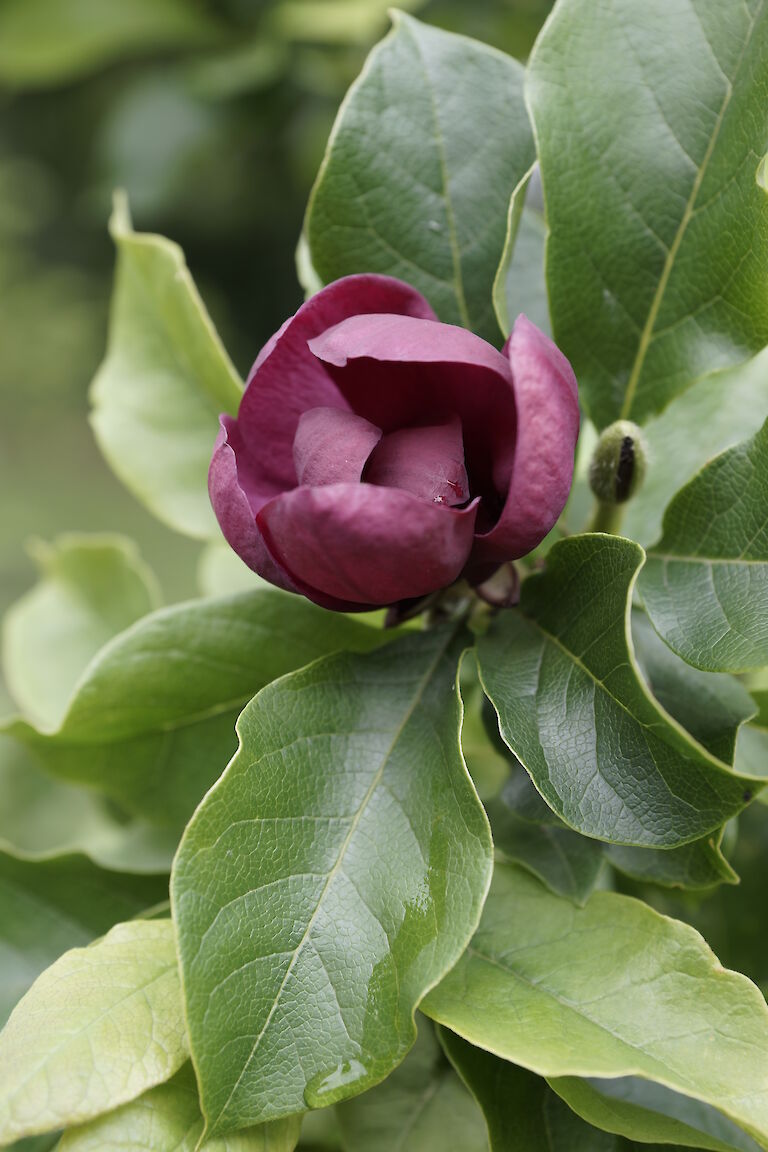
[305,12,535,344]
[527,0,768,427]
[4,588,385,828]
[0,846,168,1028]
[439,1027,616,1151]
[641,421,768,671]
[477,534,759,847]
[632,612,756,763]
[172,627,492,1135]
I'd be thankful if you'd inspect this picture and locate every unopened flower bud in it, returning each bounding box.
[589,420,647,505]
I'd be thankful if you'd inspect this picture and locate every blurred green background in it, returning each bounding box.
[0,0,553,665]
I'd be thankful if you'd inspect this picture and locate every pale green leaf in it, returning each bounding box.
[305,12,535,344]
[172,627,493,1135]
[527,0,768,427]
[550,1075,763,1152]
[0,921,187,1143]
[641,421,768,672]
[3,588,385,828]
[477,534,760,848]
[336,1022,487,1151]
[90,194,242,540]
[56,1065,301,1152]
[422,863,768,1148]
[0,0,219,87]
[3,535,159,730]
[0,846,168,1028]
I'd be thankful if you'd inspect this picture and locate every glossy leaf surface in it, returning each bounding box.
[172,627,492,1135]
[527,0,768,427]
[306,12,535,343]
[477,534,758,847]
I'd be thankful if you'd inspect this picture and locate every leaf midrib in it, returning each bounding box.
[209,630,455,1132]
[619,0,763,419]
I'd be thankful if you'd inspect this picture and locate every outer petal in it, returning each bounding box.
[308,313,516,522]
[208,416,297,592]
[236,276,438,503]
[257,484,478,606]
[470,314,579,566]
[293,407,382,486]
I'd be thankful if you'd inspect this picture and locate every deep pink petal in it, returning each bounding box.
[236,277,438,503]
[364,415,468,506]
[308,313,516,522]
[293,407,382,486]
[257,484,478,606]
[470,314,579,565]
[208,417,297,593]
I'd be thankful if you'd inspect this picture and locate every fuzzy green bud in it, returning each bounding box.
[589,420,647,506]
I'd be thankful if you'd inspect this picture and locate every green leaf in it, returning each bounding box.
[0,731,179,874]
[549,1076,764,1152]
[527,0,768,428]
[640,421,768,672]
[632,612,756,764]
[172,627,492,1135]
[3,535,159,730]
[486,787,605,905]
[490,755,736,895]
[604,836,737,891]
[0,0,219,88]
[305,11,535,344]
[476,534,760,848]
[422,863,768,1148]
[3,588,385,828]
[336,1022,487,1152]
[90,194,242,540]
[0,921,187,1144]
[623,348,768,548]
[439,1027,617,1151]
[56,1065,301,1152]
[492,165,550,340]
[0,845,168,1028]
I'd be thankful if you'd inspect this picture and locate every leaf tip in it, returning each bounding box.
[109,189,133,240]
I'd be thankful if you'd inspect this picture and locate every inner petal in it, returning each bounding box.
[363,415,469,507]
[293,406,382,486]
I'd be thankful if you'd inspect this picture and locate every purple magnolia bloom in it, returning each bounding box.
[209,274,579,612]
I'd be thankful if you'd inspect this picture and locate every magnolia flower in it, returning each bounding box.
[210,274,579,611]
